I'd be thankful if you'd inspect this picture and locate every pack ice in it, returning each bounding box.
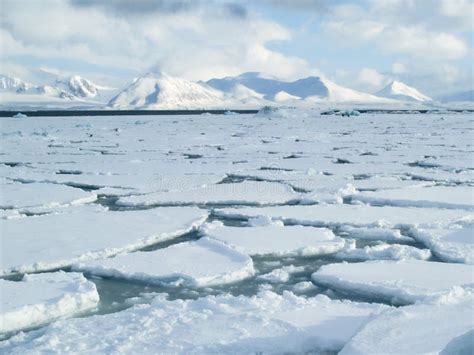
[0,291,387,353]
[73,237,254,287]
[340,287,474,354]
[351,186,474,210]
[0,207,207,275]
[412,227,474,264]
[202,221,345,256]
[312,260,474,304]
[117,180,310,206]
[0,272,99,334]
[0,182,97,210]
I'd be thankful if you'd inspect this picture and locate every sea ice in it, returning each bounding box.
[257,265,305,283]
[73,237,254,287]
[0,182,97,210]
[0,291,388,353]
[351,186,474,210]
[411,227,474,264]
[340,287,474,354]
[0,272,99,334]
[117,181,310,206]
[1,207,208,276]
[201,221,345,256]
[312,260,474,304]
[335,241,432,261]
[215,204,472,229]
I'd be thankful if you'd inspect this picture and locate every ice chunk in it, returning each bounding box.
[216,204,472,229]
[117,181,310,206]
[73,237,254,287]
[257,265,305,283]
[1,207,208,276]
[0,291,387,353]
[312,260,474,304]
[0,182,97,209]
[335,242,432,261]
[340,287,474,354]
[412,227,474,264]
[441,329,474,355]
[0,272,99,334]
[351,186,474,210]
[202,221,345,256]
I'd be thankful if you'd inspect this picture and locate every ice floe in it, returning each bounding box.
[257,265,305,283]
[351,186,474,210]
[117,181,311,206]
[0,291,388,353]
[201,221,345,256]
[340,287,474,354]
[335,241,432,261]
[0,272,99,334]
[312,260,474,304]
[215,204,473,229]
[0,182,97,210]
[1,207,208,275]
[73,237,254,287]
[412,227,474,264]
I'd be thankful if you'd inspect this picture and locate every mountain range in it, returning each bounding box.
[1,72,472,110]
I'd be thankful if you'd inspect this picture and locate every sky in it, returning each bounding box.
[1,0,473,96]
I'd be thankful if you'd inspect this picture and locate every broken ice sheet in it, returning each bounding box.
[0,291,388,354]
[0,207,208,276]
[0,182,97,209]
[411,227,474,264]
[0,272,99,334]
[350,186,474,210]
[312,260,474,304]
[202,221,345,256]
[340,287,474,354]
[117,180,312,206]
[215,203,473,229]
[335,241,432,261]
[73,237,255,287]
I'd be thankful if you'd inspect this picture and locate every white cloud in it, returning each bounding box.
[332,67,389,93]
[323,1,470,61]
[0,0,314,81]
[391,62,407,74]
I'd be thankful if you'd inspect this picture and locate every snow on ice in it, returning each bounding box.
[1,207,207,275]
[0,291,387,353]
[0,110,473,352]
[312,260,474,304]
[411,227,474,264]
[0,272,99,334]
[340,286,474,354]
[202,221,345,256]
[73,237,254,287]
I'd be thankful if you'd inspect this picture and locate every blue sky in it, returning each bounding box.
[1,0,473,96]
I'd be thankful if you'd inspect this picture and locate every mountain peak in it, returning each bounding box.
[377,80,431,102]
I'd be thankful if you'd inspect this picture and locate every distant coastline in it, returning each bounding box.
[0,108,472,117]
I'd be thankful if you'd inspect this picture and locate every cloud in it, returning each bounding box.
[391,62,407,74]
[332,67,389,93]
[1,0,313,81]
[69,0,247,18]
[323,1,470,61]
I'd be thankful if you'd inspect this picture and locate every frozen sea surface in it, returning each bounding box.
[0,109,473,353]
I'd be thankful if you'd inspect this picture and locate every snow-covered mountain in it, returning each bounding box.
[108,72,230,109]
[376,81,432,102]
[206,72,393,104]
[54,75,102,98]
[0,74,113,109]
[2,71,442,110]
[0,75,35,93]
